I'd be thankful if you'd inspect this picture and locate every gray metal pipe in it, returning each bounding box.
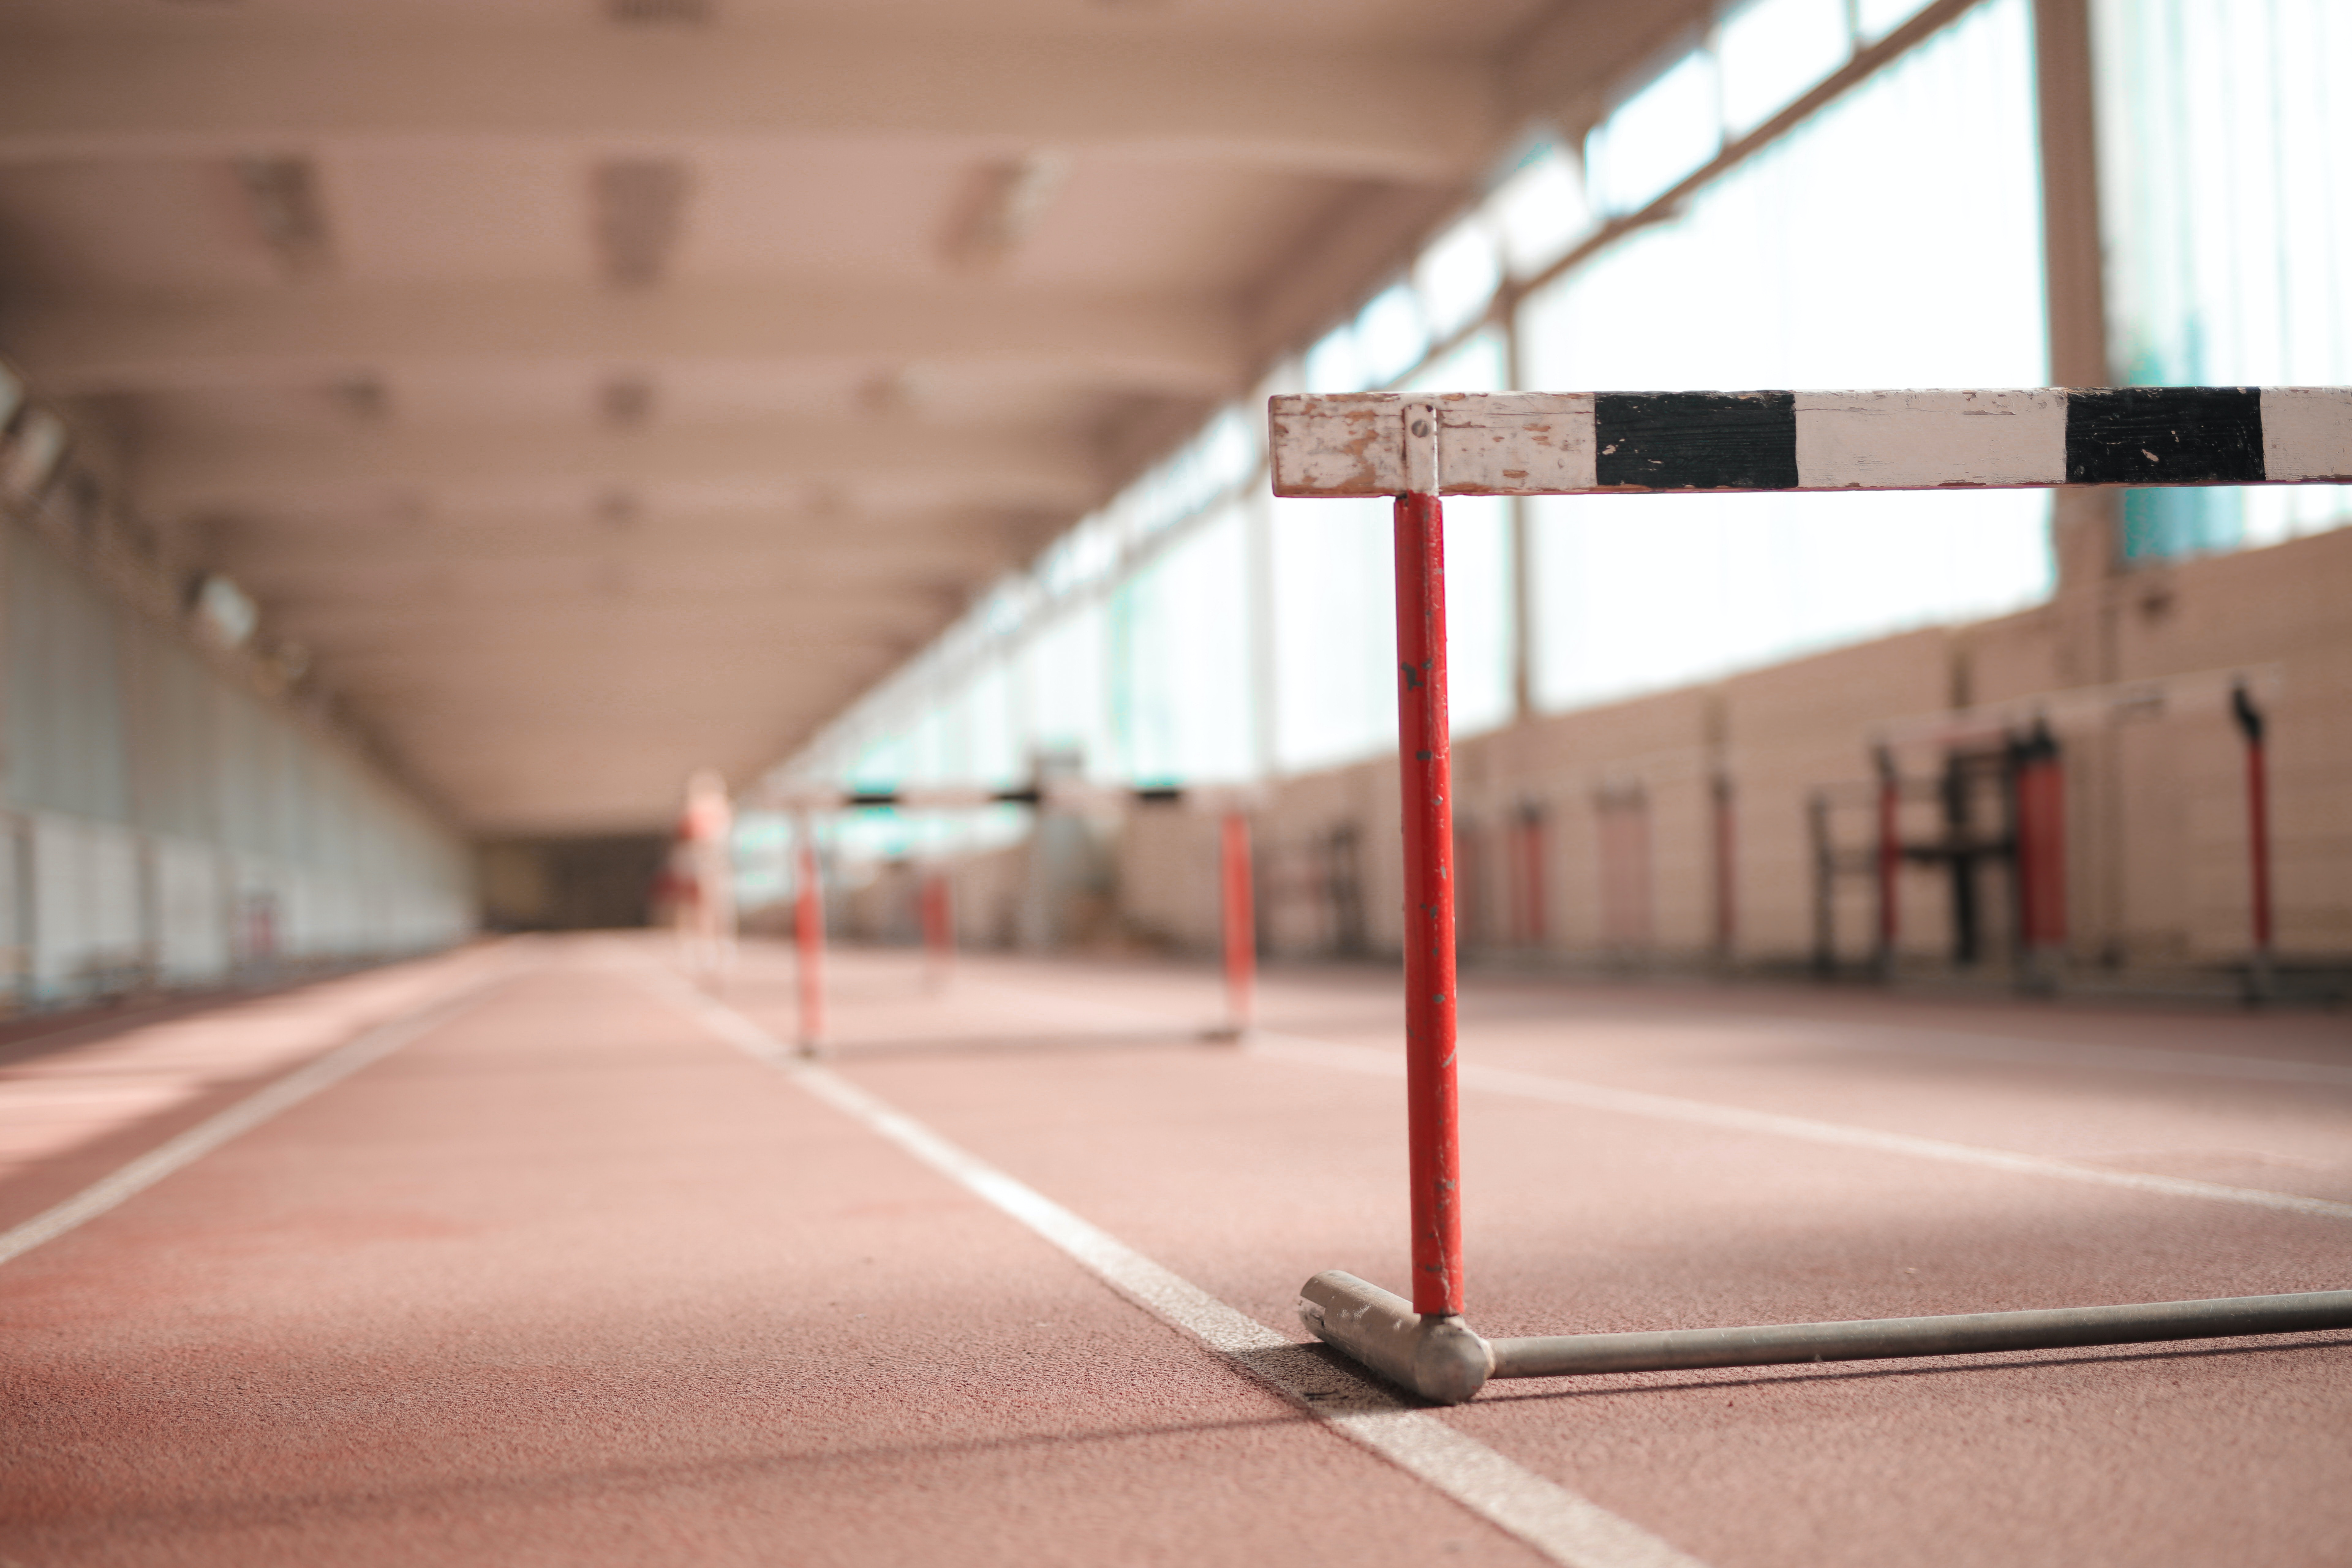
[1487,1289,2352,1379]
[1298,1270,1493,1404]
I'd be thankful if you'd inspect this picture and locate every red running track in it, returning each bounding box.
[2,935,2348,1566]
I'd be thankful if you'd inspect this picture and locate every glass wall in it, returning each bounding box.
[2095,0,2352,558]
[1525,0,2052,710]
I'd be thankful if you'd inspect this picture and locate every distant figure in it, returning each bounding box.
[673,769,736,984]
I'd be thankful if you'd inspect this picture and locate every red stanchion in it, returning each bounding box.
[2246,742,2273,950]
[2011,728,2066,976]
[919,868,954,995]
[1218,811,1255,1037]
[1512,803,1547,948]
[1874,749,1900,969]
[1711,774,1736,958]
[794,813,824,1052]
[2232,685,2273,996]
[1393,485,1463,1320]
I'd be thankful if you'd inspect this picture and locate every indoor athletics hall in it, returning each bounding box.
[0,0,2347,1562]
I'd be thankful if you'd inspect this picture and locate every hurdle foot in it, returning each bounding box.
[1297,1270,1492,1405]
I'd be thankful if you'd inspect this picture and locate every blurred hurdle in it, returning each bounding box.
[1847,664,2282,989]
[765,780,1262,1052]
[918,867,955,995]
[1270,385,2352,1404]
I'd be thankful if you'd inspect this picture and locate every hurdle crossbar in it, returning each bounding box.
[1271,387,2352,1404]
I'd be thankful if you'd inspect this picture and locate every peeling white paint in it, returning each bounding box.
[2260,387,2352,483]
[1792,388,2064,490]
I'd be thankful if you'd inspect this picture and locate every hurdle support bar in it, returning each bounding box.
[1274,386,2352,1405]
[767,779,1244,817]
[1270,387,2352,499]
[1300,1271,2352,1405]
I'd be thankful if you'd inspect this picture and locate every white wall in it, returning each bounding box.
[2,514,473,1007]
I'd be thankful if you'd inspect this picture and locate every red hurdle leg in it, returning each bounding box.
[2246,739,2273,952]
[794,814,824,1052]
[2233,685,2273,997]
[1874,748,1900,971]
[1219,811,1255,1036]
[1711,775,1736,959]
[1393,488,1463,1319]
[2011,728,2066,985]
[920,867,954,994]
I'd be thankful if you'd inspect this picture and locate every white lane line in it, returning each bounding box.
[918,962,2349,1090]
[1793,1023,2352,1089]
[1251,1034,2352,1223]
[646,972,1707,1568]
[873,968,2352,1219]
[0,966,514,1270]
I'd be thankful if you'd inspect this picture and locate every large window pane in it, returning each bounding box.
[2097,0,2352,556]
[1719,0,1852,136]
[1586,51,1722,216]
[1487,139,1592,280]
[1112,503,1256,784]
[1522,0,2052,711]
[1271,493,1395,775]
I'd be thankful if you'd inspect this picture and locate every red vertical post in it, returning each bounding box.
[1219,811,1255,1036]
[2011,726,2066,966]
[1711,774,1736,959]
[794,813,824,1052]
[1874,748,1900,969]
[1515,804,1547,948]
[2232,685,2272,992]
[1393,441,1463,1319]
[919,867,953,994]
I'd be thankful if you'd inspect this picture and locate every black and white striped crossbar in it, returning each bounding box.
[1268,388,2352,497]
[766,782,1261,813]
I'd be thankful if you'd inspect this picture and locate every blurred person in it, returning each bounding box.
[673,769,737,985]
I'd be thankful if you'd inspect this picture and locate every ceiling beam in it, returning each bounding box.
[265,579,955,624]
[214,529,1012,573]
[300,620,920,661]
[5,277,1243,399]
[0,29,1496,183]
[134,417,1103,513]
[1499,0,1714,140]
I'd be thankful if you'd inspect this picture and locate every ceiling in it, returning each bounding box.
[0,0,1700,835]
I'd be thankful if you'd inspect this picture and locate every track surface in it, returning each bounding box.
[2,935,2347,1566]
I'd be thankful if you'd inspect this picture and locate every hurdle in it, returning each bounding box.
[767,780,1259,1049]
[1854,664,2283,986]
[1270,386,2352,1404]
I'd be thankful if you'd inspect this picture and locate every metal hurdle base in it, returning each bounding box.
[1298,1271,2352,1405]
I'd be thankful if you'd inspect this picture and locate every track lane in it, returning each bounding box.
[725,942,2352,1568]
[0,944,1570,1567]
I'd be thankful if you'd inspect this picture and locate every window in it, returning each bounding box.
[1586,50,1721,216]
[2096,0,2352,557]
[1522,0,2052,711]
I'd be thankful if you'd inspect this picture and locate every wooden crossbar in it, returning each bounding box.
[1268,387,2352,497]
